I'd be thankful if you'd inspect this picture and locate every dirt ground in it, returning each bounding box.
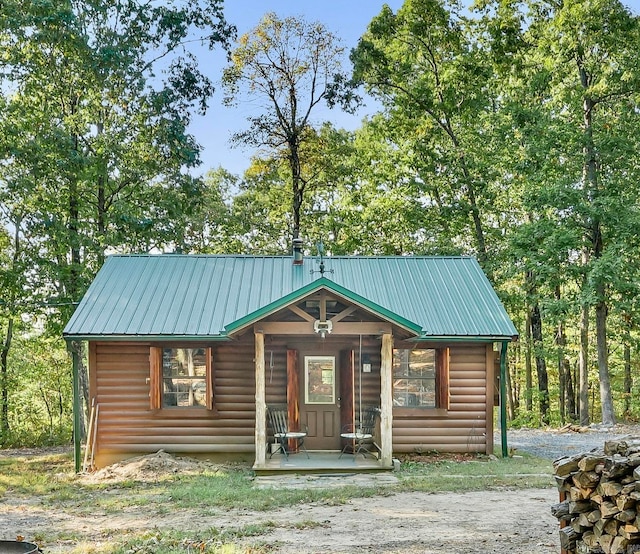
[0,450,560,554]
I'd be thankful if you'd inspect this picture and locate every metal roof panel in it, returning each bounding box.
[63,254,518,340]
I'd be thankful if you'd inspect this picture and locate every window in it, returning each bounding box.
[150,347,213,410]
[393,348,449,409]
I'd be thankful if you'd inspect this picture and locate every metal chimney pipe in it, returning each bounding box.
[292,238,303,265]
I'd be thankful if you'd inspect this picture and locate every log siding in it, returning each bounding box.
[391,344,491,454]
[91,339,256,467]
[90,339,495,467]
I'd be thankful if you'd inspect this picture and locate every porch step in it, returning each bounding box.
[253,471,399,489]
[252,451,395,476]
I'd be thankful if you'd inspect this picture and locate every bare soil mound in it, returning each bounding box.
[81,449,222,483]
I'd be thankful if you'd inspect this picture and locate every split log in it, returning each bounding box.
[600,501,620,519]
[571,500,596,515]
[604,456,632,480]
[614,508,636,523]
[577,512,595,528]
[596,481,622,497]
[580,456,608,472]
[574,471,602,489]
[555,454,582,477]
[616,495,635,511]
[602,518,620,536]
[560,525,579,550]
[587,510,602,524]
[572,486,595,501]
[610,535,629,554]
[598,534,614,553]
[581,530,600,548]
[621,523,640,540]
[551,500,571,521]
[597,481,622,497]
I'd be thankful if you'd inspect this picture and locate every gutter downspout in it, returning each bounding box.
[500,340,509,458]
[66,340,82,473]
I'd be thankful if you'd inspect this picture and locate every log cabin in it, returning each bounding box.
[63,249,518,470]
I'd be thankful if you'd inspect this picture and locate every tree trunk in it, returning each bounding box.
[96,119,106,266]
[556,287,575,423]
[530,302,550,424]
[558,338,566,424]
[505,353,516,420]
[565,358,576,422]
[579,276,590,426]
[289,137,304,240]
[527,284,549,425]
[0,318,13,445]
[595,295,615,425]
[624,341,632,416]
[579,63,615,425]
[525,310,533,412]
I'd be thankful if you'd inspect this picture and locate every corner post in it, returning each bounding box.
[67,340,82,473]
[255,330,266,467]
[380,333,393,467]
[500,341,509,458]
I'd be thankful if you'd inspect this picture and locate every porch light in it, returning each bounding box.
[313,319,332,338]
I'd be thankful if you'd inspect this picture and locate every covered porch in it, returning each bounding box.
[233,280,411,472]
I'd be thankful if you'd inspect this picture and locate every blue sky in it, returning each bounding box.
[190,0,640,177]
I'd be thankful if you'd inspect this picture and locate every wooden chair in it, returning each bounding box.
[339,406,380,458]
[267,404,309,459]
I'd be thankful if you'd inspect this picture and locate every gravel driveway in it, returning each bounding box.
[501,425,640,460]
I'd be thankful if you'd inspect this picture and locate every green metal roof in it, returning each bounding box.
[63,254,518,341]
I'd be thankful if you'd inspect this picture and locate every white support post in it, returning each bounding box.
[380,333,394,467]
[255,331,267,467]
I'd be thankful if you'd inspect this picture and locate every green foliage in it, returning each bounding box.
[0,0,234,444]
[3,334,72,447]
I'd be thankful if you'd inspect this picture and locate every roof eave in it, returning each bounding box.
[63,334,230,343]
[413,334,519,343]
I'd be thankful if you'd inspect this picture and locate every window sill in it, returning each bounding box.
[151,407,219,418]
[393,408,449,418]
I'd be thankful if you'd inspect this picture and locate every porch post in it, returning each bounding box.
[255,331,267,467]
[380,333,393,466]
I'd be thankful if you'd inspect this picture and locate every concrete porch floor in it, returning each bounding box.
[253,451,395,476]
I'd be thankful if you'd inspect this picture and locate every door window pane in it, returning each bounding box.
[305,356,335,404]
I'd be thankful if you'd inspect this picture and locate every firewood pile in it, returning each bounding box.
[552,438,640,554]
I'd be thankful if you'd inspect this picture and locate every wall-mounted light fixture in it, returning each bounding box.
[313,319,333,339]
[362,354,372,373]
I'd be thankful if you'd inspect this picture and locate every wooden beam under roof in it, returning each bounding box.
[330,305,357,323]
[288,304,316,322]
[255,321,392,335]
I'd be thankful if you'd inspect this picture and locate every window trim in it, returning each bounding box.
[149,346,215,412]
[392,347,449,415]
